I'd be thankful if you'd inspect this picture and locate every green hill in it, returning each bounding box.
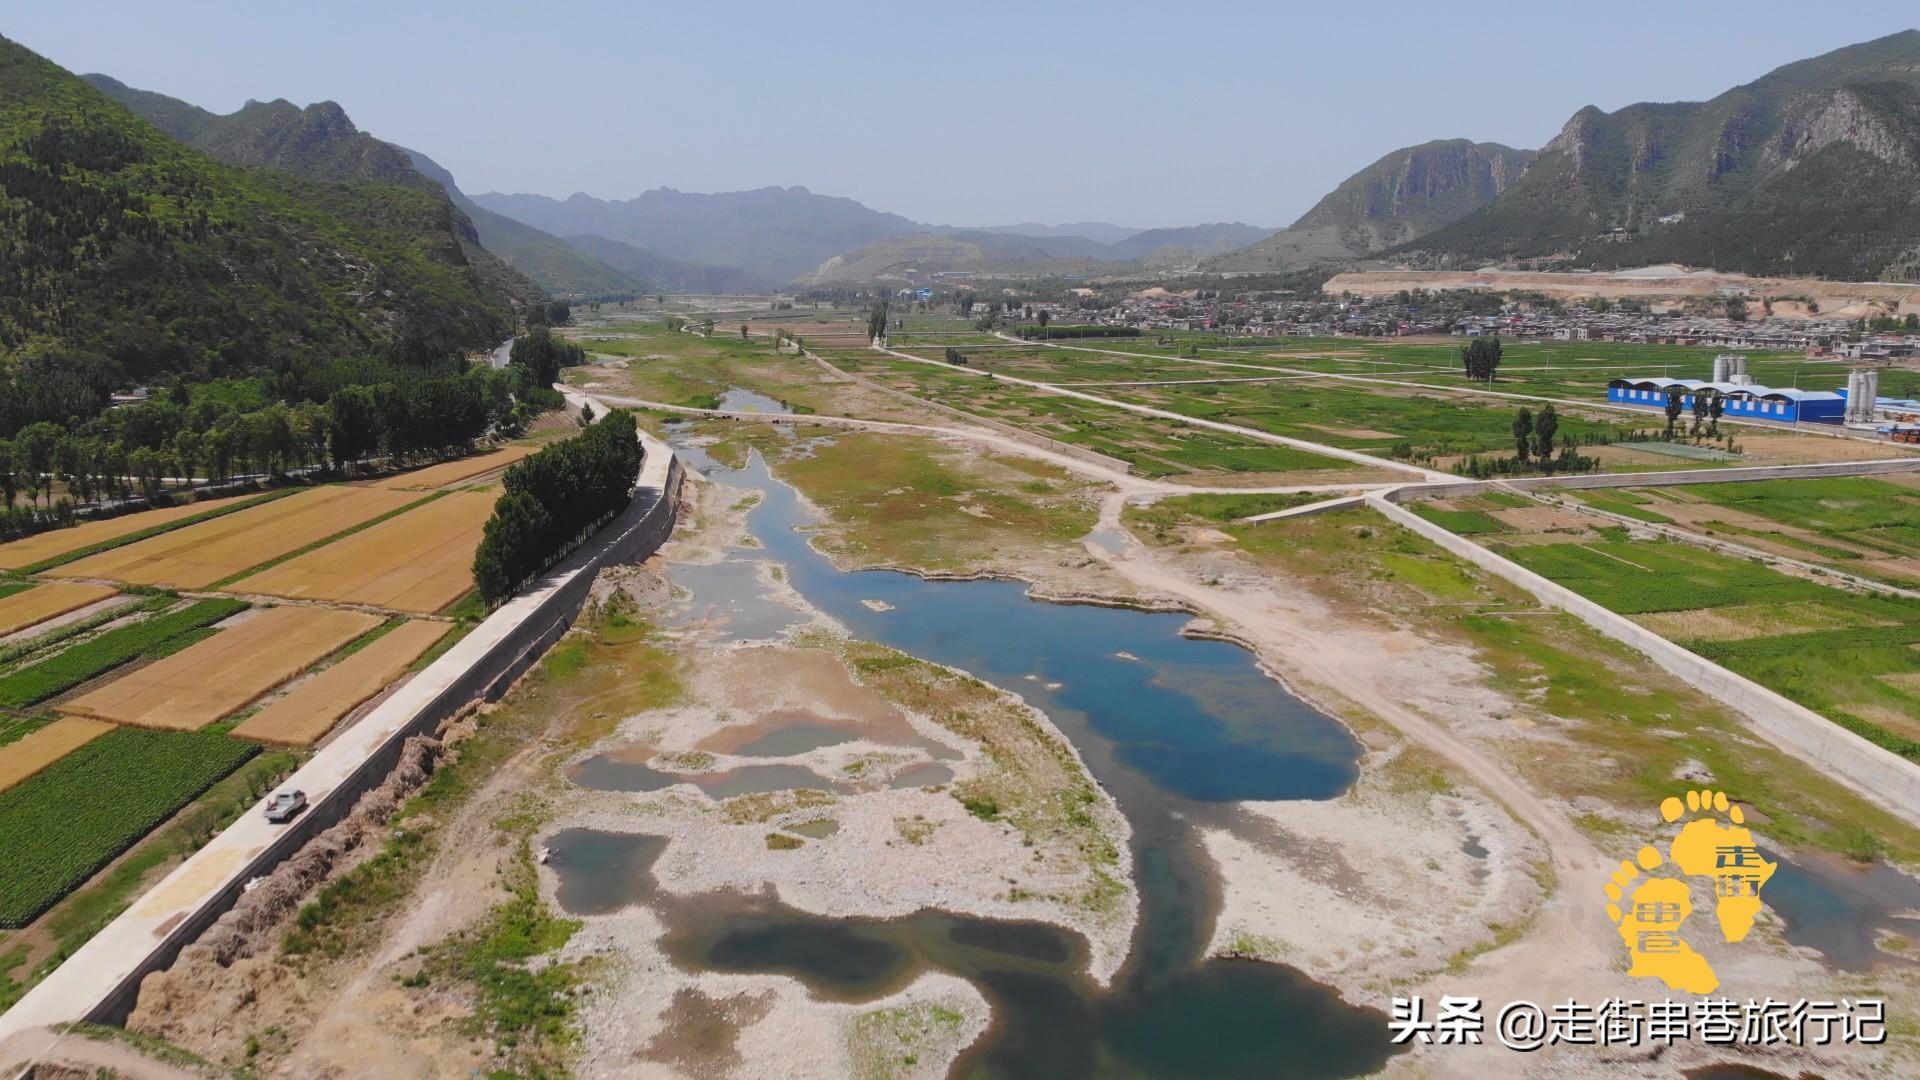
[1400,31,1920,279]
[1,35,515,397]
[81,73,560,305]
[1208,140,1533,272]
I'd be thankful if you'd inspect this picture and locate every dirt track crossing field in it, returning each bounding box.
[374,446,535,490]
[230,490,496,613]
[0,717,115,793]
[59,606,382,731]
[0,495,253,571]
[0,582,118,636]
[49,487,421,590]
[231,620,450,746]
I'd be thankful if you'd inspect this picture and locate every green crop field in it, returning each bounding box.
[1412,508,1510,534]
[1491,538,1920,758]
[825,353,1358,476]
[0,598,248,709]
[0,727,259,926]
[1681,477,1920,558]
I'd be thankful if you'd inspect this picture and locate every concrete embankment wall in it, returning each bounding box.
[806,349,1138,475]
[0,428,683,1043]
[1365,493,1920,826]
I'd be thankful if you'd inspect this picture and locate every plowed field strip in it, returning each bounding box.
[0,494,254,571]
[50,487,419,589]
[232,620,450,746]
[0,583,119,637]
[374,445,534,490]
[0,717,115,793]
[231,491,496,614]
[59,606,381,731]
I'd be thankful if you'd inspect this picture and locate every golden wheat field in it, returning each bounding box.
[0,582,120,637]
[50,487,420,589]
[0,494,253,571]
[59,606,381,731]
[231,491,495,614]
[231,620,450,746]
[374,445,533,491]
[0,717,116,794]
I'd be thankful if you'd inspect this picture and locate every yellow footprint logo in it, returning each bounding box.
[1603,789,1776,995]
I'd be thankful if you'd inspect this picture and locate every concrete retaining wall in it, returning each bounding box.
[1366,493,1920,826]
[0,428,683,1044]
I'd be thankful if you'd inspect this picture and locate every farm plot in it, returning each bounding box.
[0,717,114,794]
[60,606,380,731]
[0,493,256,571]
[1490,536,1920,755]
[232,620,449,745]
[231,490,496,613]
[0,727,257,927]
[0,582,118,637]
[0,598,248,710]
[50,486,421,589]
[375,446,535,490]
[825,354,1370,479]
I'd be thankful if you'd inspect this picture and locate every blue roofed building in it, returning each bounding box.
[1605,377,1846,423]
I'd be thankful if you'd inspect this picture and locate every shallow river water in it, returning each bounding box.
[553,433,1920,1077]
[554,438,1398,1078]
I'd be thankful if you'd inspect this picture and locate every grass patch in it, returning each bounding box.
[1411,507,1510,535]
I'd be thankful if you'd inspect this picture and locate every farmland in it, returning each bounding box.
[375,445,535,491]
[0,727,258,927]
[50,486,422,590]
[233,619,450,746]
[0,492,259,572]
[818,352,1384,480]
[233,491,497,613]
[1482,536,1920,756]
[60,606,381,731]
[0,598,249,710]
[0,718,113,794]
[0,583,118,637]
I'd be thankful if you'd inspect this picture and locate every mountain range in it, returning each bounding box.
[1207,140,1534,272]
[799,223,1274,284]
[0,35,510,391]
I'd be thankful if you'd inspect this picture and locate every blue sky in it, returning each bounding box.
[12,1,1919,227]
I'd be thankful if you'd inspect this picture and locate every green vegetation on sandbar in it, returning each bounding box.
[1132,499,1920,863]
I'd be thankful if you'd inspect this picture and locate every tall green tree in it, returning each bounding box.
[1511,407,1534,462]
[1531,403,1558,461]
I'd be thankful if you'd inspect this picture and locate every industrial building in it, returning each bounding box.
[1605,377,1846,423]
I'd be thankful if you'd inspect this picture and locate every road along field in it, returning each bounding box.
[230,490,496,613]
[231,619,450,746]
[0,494,257,571]
[0,717,115,794]
[48,486,422,590]
[374,445,534,490]
[0,583,118,637]
[59,606,381,731]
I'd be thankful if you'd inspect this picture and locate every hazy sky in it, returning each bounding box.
[12,2,1919,227]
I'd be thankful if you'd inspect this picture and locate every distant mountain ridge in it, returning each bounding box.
[1396,30,1920,280]
[1208,139,1534,273]
[473,186,923,285]
[798,223,1274,284]
[83,74,649,299]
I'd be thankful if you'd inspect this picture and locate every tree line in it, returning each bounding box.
[471,409,643,605]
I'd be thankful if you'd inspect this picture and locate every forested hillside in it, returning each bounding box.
[0,35,513,429]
